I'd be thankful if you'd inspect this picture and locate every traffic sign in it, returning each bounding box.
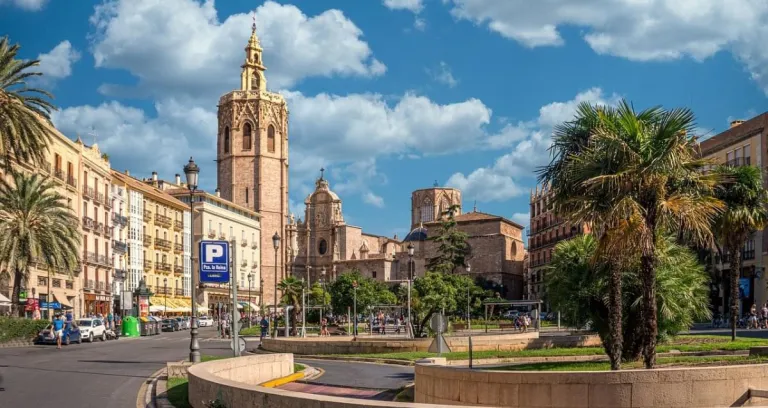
[200,240,230,283]
[40,301,61,309]
[429,313,448,333]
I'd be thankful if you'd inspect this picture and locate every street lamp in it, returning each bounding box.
[272,232,280,339]
[466,263,471,331]
[407,242,414,338]
[320,267,326,321]
[248,274,253,327]
[163,277,168,316]
[260,277,264,315]
[184,156,201,363]
[352,280,358,340]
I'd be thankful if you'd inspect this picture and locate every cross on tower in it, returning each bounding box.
[252,11,256,32]
[320,167,325,180]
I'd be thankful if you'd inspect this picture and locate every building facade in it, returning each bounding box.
[216,24,289,306]
[110,177,129,311]
[700,115,768,314]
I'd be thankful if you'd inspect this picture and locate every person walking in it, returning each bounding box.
[107,312,114,330]
[260,315,269,341]
[52,314,65,350]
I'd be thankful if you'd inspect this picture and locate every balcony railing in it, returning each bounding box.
[143,210,152,222]
[251,242,258,249]
[104,226,113,238]
[105,197,112,209]
[240,260,248,267]
[174,264,183,275]
[156,287,170,295]
[97,281,106,291]
[93,222,104,235]
[97,254,109,265]
[154,237,172,251]
[112,214,128,226]
[175,288,184,296]
[84,251,98,265]
[113,269,127,280]
[54,168,64,181]
[173,220,183,231]
[85,279,95,290]
[113,240,128,253]
[67,175,76,188]
[82,216,94,230]
[143,235,152,247]
[207,229,216,238]
[155,213,172,227]
[218,232,227,240]
[143,259,153,271]
[82,186,94,200]
[174,243,183,253]
[726,157,751,167]
[241,239,248,247]
[155,262,172,272]
[94,192,104,205]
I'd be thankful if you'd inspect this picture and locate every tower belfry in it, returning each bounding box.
[241,12,267,92]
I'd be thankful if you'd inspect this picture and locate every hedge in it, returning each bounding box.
[0,317,50,342]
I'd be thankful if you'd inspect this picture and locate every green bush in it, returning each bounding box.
[0,317,50,342]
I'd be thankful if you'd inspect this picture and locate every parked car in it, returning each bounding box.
[503,310,520,319]
[78,318,107,342]
[175,317,189,330]
[161,318,180,332]
[37,321,82,345]
[198,316,213,327]
[182,316,191,329]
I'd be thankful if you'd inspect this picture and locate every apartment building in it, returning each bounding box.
[700,114,768,315]
[527,183,588,310]
[111,171,192,312]
[78,140,114,316]
[110,178,129,310]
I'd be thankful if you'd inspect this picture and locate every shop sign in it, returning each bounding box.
[18,290,27,303]
[24,298,38,311]
[139,296,149,317]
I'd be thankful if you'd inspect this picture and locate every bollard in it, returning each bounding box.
[468,336,473,369]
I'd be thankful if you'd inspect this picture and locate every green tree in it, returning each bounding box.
[328,270,394,317]
[412,272,459,336]
[540,100,722,368]
[427,204,469,273]
[0,37,57,171]
[712,165,768,340]
[0,173,80,316]
[278,276,303,335]
[547,234,711,364]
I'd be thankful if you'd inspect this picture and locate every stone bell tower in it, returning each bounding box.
[216,19,289,305]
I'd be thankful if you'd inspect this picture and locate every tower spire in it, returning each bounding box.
[241,10,266,92]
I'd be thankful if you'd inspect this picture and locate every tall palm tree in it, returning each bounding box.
[712,165,768,340]
[540,100,722,368]
[0,173,80,316]
[278,276,304,335]
[0,36,57,170]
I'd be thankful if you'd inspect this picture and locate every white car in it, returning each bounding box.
[78,318,107,342]
[198,316,213,327]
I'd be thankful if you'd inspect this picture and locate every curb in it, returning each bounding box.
[137,366,166,408]
[260,372,305,388]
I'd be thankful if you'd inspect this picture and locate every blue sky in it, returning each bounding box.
[2,0,768,239]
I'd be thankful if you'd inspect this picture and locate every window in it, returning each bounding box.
[223,127,230,154]
[372,271,377,279]
[439,196,450,217]
[243,123,252,150]
[251,74,259,90]
[267,125,275,153]
[318,239,328,255]
[245,187,249,204]
[744,144,751,165]
[420,198,433,222]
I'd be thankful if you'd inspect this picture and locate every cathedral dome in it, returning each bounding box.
[403,225,428,242]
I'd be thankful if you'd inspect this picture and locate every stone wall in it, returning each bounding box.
[259,332,601,355]
[415,361,768,407]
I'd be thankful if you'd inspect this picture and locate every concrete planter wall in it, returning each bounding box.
[415,361,768,407]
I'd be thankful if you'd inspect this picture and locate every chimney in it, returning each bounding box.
[175,174,181,185]
[125,170,130,176]
[731,120,745,128]
[151,171,158,181]
[215,188,221,197]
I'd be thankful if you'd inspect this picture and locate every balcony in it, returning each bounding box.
[174,264,183,275]
[175,288,184,296]
[82,216,94,230]
[97,281,106,291]
[174,243,183,253]
[727,157,751,167]
[143,235,152,247]
[207,229,216,238]
[155,213,172,228]
[155,262,172,273]
[251,263,258,270]
[113,240,128,253]
[67,175,76,188]
[54,168,64,181]
[218,232,227,240]
[173,219,183,231]
[94,192,104,205]
[156,287,170,295]
[154,237,172,251]
[240,260,248,267]
[251,242,258,249]
[143,259,153,271]
[93,222,104,235]
[84,251,98,265]
[241,239,248,247]
[113,269,127,280]
[143,210,152,222]
[97,254,110,266]
[104,226,113,238]
[105,197,112,209]
[85,279,95,290]
[82,186,94,200]
[112,214,128,226]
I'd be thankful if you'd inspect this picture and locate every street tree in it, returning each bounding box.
[0,173,80,316]
[712,165,768,340]
[412,272,459,337]
[0,37,57,171]
[328,270,394,317]
[427,204,469,273]
[278,276,303,335]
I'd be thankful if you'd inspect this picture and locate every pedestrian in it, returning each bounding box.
[107,312,114,330]
[321,317,328,337]
[394,316,401,334]
[260,315,269,341]
[222,315,231,339]
[52,313,65,350]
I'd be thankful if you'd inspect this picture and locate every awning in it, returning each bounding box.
[149,305,165,313]
[239,301,259,311]
[52,291,73,309]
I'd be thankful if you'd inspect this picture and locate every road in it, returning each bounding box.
[0,327,229,408]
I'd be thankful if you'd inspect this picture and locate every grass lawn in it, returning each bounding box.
[327,335,768,362]
[294,363,305,372]
[201,354,230,362]
[492,355,768,371]
[166,377,191,408]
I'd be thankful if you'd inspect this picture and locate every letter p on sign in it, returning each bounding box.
[205,244,223,262]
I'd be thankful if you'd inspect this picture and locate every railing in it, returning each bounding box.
[241,239,248,247]
[84,251,98,265]
[113,241,128,253]
[143,210,152,222]
[54,168,65,181]
[218,232,227,240]
[143,235,152,247]
[251,263,257,270]
[144,259,153,270]
[67,175,76,188]
[97,254,109,265]
[93,222,104,235]
[174,243,183,253]
[82,216,94,230]
[94,192,104,205]
[105,197,112,209]
[85,279,95,290]
[155,262,172,272]
[104,226,113,238]
[154,237,172,251]
[727,157,751,167]
[207,229,216,238]
[174,264,183,275]
[97,281,106,291]
[251,242,258,249]
[112,214,128,226]
[240,260,248,267]
[82,186,94,200]
[528,232,580,250]
[155,287,170,295]
[155,213,172,227]
[175,288,184,296]
[173,220,183,231]
[113,269,127,280]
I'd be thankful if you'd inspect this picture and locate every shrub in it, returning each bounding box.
[0,317,49,342]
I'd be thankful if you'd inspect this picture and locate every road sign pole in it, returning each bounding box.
[231,240,240,357]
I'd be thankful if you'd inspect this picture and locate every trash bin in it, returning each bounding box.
[122,316,140,337]
[149,316,161,335]
[139,316,152,336]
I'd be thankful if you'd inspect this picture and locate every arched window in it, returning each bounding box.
[223,126,230,153]
[439,196,450,217]
[267,125,275,153]
[420,198,433,222]
[243,123,252,150]
[251,74,259,90]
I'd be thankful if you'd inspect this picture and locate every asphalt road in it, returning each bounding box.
[0,327,229,408]
[295,358,414,389]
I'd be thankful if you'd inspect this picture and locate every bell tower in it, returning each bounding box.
[216,18,289,305]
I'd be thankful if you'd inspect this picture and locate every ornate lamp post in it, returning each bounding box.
[248,274,253,327]
[163,277,168,316]
[184,157,201,363]
[466,263,471,331]
[320,267,326,321]
[272,232,280,339]
[260,277,264,315]
[407,242,414,338]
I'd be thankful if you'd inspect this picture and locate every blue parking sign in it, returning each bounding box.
[200,240,230,283]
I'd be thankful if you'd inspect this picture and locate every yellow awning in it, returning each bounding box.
[52,291,73,308]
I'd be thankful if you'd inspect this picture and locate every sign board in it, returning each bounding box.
[25,298,39,311]
[429,313,448,333]
[138,297,149,317]
[40,302,61,309]
[121,291,133,310]
[200,240,230,283]
[230,337,246,354]
[18,290,27,303]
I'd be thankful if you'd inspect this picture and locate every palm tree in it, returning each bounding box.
[0,36,57,171]
[540,100,722,368]
[0,173,80,316]
[278,276,304,336]
[712,165,768,340]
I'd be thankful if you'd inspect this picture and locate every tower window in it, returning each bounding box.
[223,126,230,154]
[245,187,249,204]
[243,123,252,150]
[420,198,434,222]
[267,125,275,153]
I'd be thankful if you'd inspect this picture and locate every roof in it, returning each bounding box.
[425,210,525,230]
[699,112,768,155]
[111,171,187,210]
[411,186,461,194]
[165,188,260,218]
[403,225,428,242]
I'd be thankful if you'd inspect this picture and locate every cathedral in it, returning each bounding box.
[216,23,526,301]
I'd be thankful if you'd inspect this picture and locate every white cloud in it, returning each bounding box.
[447,87,621,202]
[445,0,768,94]
[0,0,47,11]
[328,159,388,208]
[414,18,426,31]
[383,0,424,13]
[363,192,385,208]
[511,212,530,227]
[37,41,81,81]
[89,0,385,99]
[429,62,459,88]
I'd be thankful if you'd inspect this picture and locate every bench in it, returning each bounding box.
[452,323,466,331]
[499,323,517,330]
